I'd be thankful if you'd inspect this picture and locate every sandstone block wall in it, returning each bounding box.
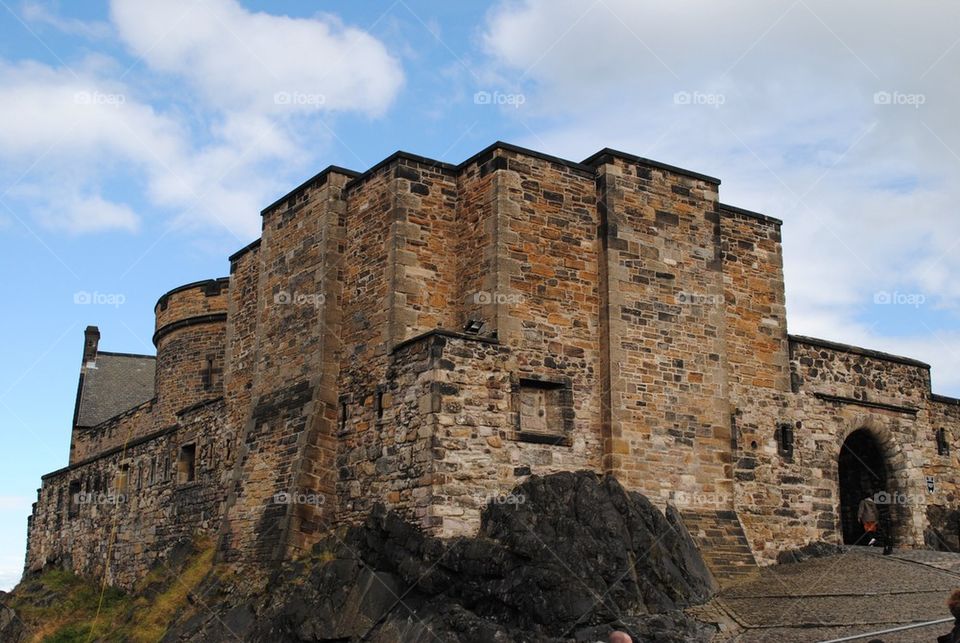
[219,169,353,564]
[153,279,229,427]
[26,399,230,589]
[735,337,960,562]
[69,399,155,464]
[594,152,730,505]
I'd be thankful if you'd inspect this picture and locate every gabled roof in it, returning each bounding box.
[75,351,156,428]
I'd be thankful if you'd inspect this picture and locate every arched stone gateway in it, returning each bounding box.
[838,429,889,544]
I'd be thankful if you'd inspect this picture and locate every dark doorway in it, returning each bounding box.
[838,429,887,545]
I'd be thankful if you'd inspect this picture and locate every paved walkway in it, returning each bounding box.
[707,547,960,642]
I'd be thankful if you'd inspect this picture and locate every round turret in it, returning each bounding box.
[153,278,230,424]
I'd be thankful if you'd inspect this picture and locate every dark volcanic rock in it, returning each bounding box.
[170,471,718,642]
[925,505,960,552]
[0,596,26,643]
[776,541,845,565]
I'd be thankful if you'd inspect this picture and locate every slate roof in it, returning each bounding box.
[75,351,156,428]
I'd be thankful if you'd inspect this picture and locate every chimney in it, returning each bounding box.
[83,325,100,367]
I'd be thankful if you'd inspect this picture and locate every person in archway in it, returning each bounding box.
[858,490,892,555]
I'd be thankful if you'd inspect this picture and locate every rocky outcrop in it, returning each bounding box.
[925,505,960,552]
[166,471,718,642]
[0,595,26,643]
[776,541,845,565]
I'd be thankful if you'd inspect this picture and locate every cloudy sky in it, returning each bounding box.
[1,0,959,590]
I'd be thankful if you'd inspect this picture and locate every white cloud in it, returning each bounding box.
[481,0,960,394]
[21,2,112,40]
[40,194,139,234]
[0,60,184,165]
[0,59,180,233]
[109,0,404,117]
[0,568,22,592]
[0,2,404,239]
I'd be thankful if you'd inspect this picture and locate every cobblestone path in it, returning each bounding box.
[708,547,960,642]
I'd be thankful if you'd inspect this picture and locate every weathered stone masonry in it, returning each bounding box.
[24,141,960,589]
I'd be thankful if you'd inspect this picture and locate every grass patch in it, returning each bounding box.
[6,536,217,643]
[126,538,216,643]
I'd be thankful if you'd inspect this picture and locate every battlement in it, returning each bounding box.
[154,277,230,342]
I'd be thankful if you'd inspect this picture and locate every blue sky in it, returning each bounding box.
[1,0,960,590]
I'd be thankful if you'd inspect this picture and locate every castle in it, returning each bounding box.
[24,142,960,588]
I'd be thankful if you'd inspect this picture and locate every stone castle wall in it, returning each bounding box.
[24,142,960,588]
[69,399,155,465]
[27,399,230,588]
[735,337,960,562]
[595,153,730,505]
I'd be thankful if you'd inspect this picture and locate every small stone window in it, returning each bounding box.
[178,444,197,484]
[777,423,794,462]
[936,428,950,456]
[68,480,81,518]
[374,386,385,422]
[338,397,348,434]
[515,378,573,445]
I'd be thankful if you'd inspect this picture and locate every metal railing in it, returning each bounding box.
[818,616,954,642]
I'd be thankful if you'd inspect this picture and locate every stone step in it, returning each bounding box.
[681,509,757,585]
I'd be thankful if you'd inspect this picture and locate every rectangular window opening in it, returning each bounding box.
[374,387,385,422]
[178,444,197,484]
[516,378,573,445]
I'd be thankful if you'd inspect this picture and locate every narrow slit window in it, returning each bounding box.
[374,387,385,421]
[338,398,348,434]
[937,428,950,456]
[777,423,794,461]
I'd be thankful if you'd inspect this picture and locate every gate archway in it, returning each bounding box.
[838,429,888,545]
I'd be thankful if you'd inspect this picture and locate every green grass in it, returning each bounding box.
[6,537,217,643]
